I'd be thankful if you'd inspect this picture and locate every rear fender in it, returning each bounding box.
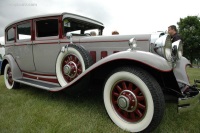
[1,54,22,80]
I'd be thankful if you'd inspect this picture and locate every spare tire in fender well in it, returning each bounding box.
[56,44,93,94]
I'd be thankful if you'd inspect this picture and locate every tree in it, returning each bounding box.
[177,16,200,64]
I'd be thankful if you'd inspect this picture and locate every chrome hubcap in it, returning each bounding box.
[63,61,77,78]
[117,90,137,112]
[64,65,71,75]
[117,96,129,109]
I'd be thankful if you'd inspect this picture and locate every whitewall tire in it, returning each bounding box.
[4,64,20,89]
[103,67,165,132]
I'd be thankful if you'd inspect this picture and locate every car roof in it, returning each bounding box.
[5,12,104,30]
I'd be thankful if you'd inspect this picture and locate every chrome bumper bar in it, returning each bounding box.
[178,91,200,113]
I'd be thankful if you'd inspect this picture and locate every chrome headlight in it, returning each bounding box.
[154,35,172,61]
[128,38,137,50]
[172,40,183,60]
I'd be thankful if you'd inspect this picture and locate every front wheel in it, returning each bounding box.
[103,67,165,132]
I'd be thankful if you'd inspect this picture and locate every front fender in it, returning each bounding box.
[99,50,173,72]
[1,54,22,80]
[51,50,172,91]
[173,57,191,85]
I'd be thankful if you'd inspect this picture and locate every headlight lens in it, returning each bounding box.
[172,40,183,60]
[154,35,172,61]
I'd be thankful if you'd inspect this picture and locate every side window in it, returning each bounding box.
[36,19,58,37]
[17,22,31,40]
[7,27,15,41]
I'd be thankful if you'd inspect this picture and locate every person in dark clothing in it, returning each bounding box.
[168,25,182,43]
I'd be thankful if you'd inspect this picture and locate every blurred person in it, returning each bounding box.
[90,31,96,36]
[168,25,181,43]
[112,31,119,35]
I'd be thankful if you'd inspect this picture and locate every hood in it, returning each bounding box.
[79,34,151,52]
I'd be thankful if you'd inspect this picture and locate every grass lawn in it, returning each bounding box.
[0,68,200,133]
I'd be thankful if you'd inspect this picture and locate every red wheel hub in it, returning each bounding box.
[112,81,147,122]
[62,54,82,83]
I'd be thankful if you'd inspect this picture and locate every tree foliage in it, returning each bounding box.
[177,16,200,63]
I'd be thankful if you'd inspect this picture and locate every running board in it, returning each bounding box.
[15,78,61,91]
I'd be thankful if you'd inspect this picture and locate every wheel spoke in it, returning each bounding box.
[116,85,122,93]
[122,81,127,90]
[77,61,81,67]
[77,69,82,73]
[133,88,140,95]
[138,103,146,110]
[67,56,71,61]
[72,56,75,61]
[113,92,119,97]
[135,109,143,118]
[136,96,145,101]
[74,56,77,62]
[128,82,133,91]
[69,55,73,61]
[64,60,68,64]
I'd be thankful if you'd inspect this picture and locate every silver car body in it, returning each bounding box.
[1,12,199,112]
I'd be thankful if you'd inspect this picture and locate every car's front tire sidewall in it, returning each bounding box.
[104,71,154,132]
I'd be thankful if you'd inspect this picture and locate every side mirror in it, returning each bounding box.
[66,33,73,44]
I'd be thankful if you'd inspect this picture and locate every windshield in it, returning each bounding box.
[63,18,103,36]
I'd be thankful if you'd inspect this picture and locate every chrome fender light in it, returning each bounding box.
[128,38,137,50]
[66,33,73,44]
[154,35,172,61]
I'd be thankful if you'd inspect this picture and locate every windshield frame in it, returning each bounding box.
[62,17,104,36]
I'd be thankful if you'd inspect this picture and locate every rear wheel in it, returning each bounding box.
[103,67,165,132]
[4,64,20,89]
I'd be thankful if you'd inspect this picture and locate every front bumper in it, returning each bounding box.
[178,90,200,113]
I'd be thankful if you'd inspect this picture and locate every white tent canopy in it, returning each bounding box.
[0,36,5,57]
[0,36,4,45]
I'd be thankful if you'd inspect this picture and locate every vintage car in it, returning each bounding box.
[1,12,199,132]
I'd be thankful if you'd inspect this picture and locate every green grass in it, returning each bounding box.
[0,68,200,133]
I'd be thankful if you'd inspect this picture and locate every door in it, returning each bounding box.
[14,21,35,72]
[32,18,61,74]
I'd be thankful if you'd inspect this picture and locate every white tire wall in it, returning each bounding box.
[103,67,165,132]
[4,64,20,89]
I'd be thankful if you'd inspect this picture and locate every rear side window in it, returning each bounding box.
[36,19,58,37]
[7,27,15,41]
[17,22,31,40]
